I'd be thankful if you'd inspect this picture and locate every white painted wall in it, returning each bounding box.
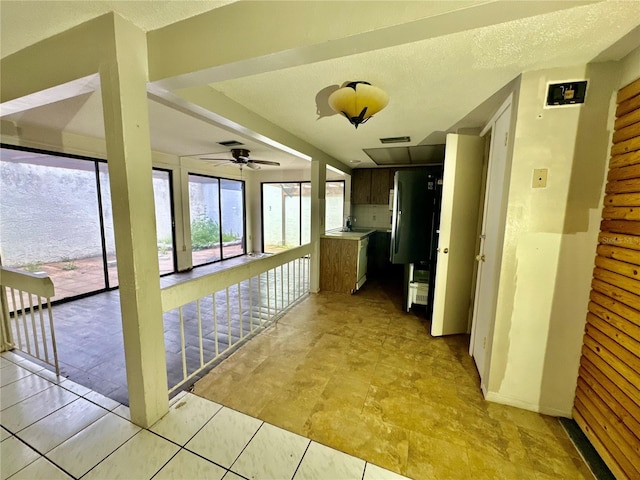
[485,62,621,416]
[619,44,640,88]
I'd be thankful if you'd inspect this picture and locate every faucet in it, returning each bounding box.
[345,216,352,231]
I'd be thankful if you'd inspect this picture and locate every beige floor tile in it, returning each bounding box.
[304,403,410,476]
[466,448,539,480]
[194,282,589,480]
[258,374,328,436]
[407,430,471,480]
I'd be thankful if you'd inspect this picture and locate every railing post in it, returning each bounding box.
[309,159,326,293]
[0,272,13,352]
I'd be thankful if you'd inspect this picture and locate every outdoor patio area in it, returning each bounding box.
[7,244,245,306]
[5,251,297,405]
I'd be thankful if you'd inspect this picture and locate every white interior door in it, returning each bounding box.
[470,101,512,383]
[431,134,485,336]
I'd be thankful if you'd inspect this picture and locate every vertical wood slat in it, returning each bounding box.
[574,76,640,480]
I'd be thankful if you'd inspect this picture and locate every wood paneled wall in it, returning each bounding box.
[574,77,640,480]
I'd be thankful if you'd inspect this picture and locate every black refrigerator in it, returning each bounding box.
[390,168,443,314]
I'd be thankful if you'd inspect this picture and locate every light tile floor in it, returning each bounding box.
[0,352,407,480]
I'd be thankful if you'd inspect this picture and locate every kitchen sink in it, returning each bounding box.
[341,227,374,232]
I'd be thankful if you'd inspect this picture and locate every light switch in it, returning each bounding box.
[532,168,548,188]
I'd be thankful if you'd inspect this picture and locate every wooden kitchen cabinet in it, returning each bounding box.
[370,169,391,204]
[320,236,369,294]
[351,169,372,204]
[351,168,393,205]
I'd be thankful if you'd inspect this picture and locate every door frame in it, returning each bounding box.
[469,93,514,389]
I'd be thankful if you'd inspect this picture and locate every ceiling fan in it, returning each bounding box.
[200,148,280,170]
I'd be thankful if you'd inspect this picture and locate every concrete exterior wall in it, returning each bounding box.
[1,159,103,265]
[0,154,174,266]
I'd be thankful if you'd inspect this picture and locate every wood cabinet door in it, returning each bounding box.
[351,169,372,204]
[320,238,358,293]
[371,168,391,204]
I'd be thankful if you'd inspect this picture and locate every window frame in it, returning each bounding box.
[187,172,247,267]
[260,180,345,253]
[0,143,178,304]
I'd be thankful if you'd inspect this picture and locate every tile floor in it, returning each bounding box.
[194,280,596,480]
[7,253,290,405]
[0,352,406,480]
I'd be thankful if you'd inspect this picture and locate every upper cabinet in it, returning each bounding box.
[371,169,392,204]
[351,169,372,204]
[352,168,394,205]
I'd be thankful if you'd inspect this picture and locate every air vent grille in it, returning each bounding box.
[217,140,244,147]
[379,136,411,144]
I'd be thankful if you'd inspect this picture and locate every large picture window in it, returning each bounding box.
[261,181,344,253]
[99,165,175,287]
[188,174,246,267]
[0,145,176,304]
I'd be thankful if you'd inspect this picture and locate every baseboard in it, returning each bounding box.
[559,418,615,480]
[484,390,572,417]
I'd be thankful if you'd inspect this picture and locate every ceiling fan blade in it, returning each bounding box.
[249,159,281,166]
[200,157,233,161]
[245,162,261,170]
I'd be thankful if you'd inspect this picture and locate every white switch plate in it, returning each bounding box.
[532,168,548,188]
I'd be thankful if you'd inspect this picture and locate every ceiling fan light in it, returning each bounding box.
[328,81,389,129]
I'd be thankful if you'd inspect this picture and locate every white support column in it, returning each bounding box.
[99,15,168,427]
[175,165,193,271]
[309,159,326,293]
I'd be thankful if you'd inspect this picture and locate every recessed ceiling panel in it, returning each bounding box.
[364,144,445,165]
[409,145,445,164]
[364,147,410,165]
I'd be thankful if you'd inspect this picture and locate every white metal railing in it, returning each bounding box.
[161,244,312,393]
[0,267,60,375]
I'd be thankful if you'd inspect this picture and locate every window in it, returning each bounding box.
[0,145,176,304]
[325,181,345,232]
[188,174,246,267]
[99,166,176,287]
[261,181,344,253]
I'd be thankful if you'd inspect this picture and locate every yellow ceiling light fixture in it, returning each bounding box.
[328,81,389,129]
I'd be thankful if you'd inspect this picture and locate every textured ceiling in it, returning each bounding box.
[211,1,640,166]
[0,0,237,58]
[1,1,640,172]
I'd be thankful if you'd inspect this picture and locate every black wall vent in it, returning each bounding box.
[217,140,244,147]
[380,136,411,144]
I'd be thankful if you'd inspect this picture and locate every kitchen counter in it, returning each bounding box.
[320,229,374,294]
[321,228,377,240]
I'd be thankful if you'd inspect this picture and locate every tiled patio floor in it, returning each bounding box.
[6,253,283,405]
[6,244,245,305]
